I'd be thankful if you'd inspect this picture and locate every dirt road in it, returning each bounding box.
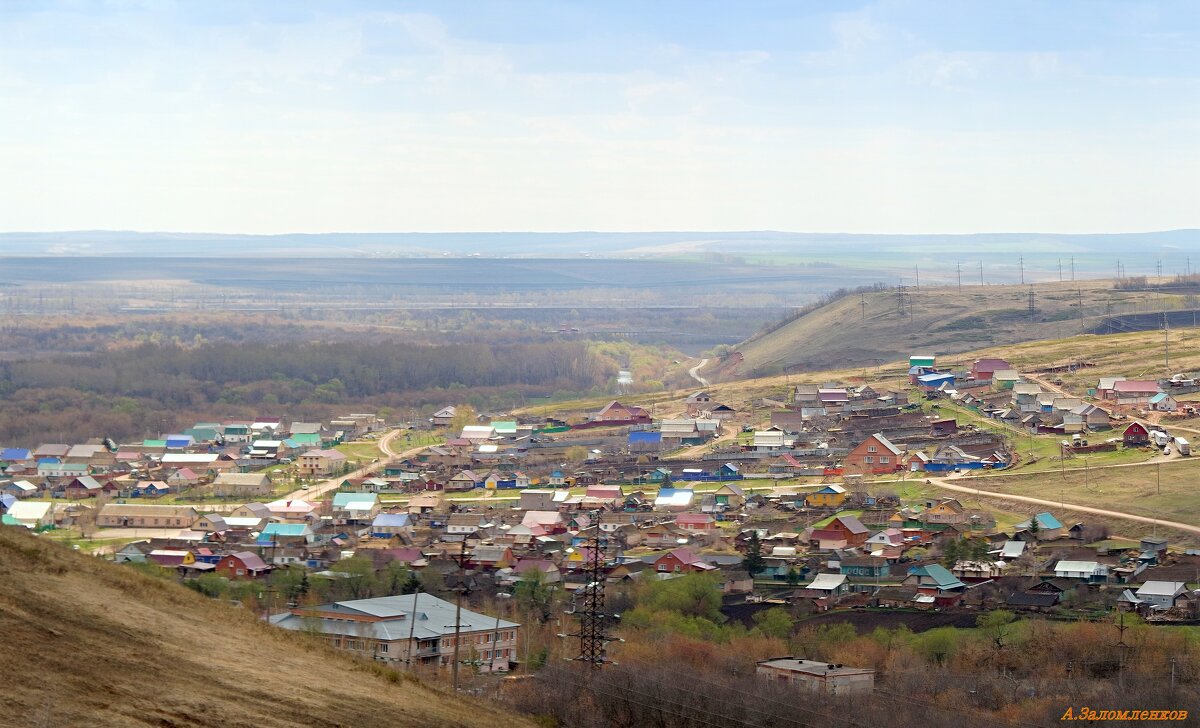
[688,358,710,387]
[280,428,418,501]
[924,474,1200,536]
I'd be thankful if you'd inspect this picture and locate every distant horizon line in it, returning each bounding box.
[1,228,1197,237]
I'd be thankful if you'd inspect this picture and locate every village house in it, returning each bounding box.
[97,504,199,529]
[1123,422,1151,447]
[810,515,870,549]
[270,594,519,672]
[430,406,457,427]
[212,472,273,498]
[675,513,717,535]
[650,547,717,575]
[970,358,1011,381]
[331,492,381,524]
[843,433,903,475]
[1133,581,1191,610]
[4,500,54,529]
[806,485,847,509]
[297,448,348,476]
[215,551,272,579]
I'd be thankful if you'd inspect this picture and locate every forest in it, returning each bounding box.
[0,338,666,444]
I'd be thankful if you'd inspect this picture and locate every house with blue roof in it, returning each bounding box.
[371,513,413,538]
[1015,512,1064,540]
[904,564,967,605]
[1,448,32,463]
[259,522,316,544]
[628,431,662,452]
[1150,392,1178,412]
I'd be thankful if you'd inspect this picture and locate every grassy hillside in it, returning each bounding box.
[731,278,1198,376]
[0,528,533,728]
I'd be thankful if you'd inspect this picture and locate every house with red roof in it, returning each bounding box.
[650,547,717,575]
[592,400,651,423]
[676,513,717,534]
[970,358,1011,381]
[215,551,271,579]
[1111,380,1163,406]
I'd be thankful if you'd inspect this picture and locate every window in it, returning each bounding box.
[865,456,874,464]
[483,650,491,660]
[867,445,877,453]
[657,564,666,572]
[378,643,389,653]
[880,457,889,464]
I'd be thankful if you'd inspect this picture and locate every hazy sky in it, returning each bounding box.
[0,1,1197,234]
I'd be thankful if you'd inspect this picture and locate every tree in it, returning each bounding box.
[1027,514,1041,537]
[941,538,961,568]
[752,607,794,639]
[514,569,555,623]
[741,532,766,576]
[449,404,478,434]
[977,610,1017,654]
[785,566,802,587]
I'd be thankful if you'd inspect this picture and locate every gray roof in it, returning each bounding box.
[270,594,517,641]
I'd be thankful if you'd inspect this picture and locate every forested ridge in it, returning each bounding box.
[0,340,608,445]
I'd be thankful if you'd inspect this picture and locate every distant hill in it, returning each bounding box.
[729,278,1200,376]
[0,528,531,728]
[0,229,1196,285]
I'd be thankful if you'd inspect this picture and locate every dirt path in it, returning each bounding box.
[924,474,1200,536]
[280,428,421,501]
[688,358,710,386]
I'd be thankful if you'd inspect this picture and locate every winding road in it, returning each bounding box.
[688,358,710,387]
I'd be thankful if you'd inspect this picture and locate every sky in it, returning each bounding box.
[0,0,1197,235]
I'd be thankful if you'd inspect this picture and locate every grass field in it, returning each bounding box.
[962,457,1200,525]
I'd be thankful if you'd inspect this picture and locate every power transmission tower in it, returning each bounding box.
[1028,287,1036,322]
[565,512,617,668]
[914,264,920,292]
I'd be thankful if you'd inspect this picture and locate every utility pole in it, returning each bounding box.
[1070,256,1075,281]
[1019,256,1024,285]
[1058,258,1063,282]
[447,540,470,691]
[405,590,421,670]
[914,265,920,292]
[1028,287,1036,322]
[956,261,962,291]
[860,291,866,320]
[979,260,985,286]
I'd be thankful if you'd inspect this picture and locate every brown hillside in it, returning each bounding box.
[731,278,1196,376]
[0,528,533,728]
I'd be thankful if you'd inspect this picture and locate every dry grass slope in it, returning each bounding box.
[734,279,1195,376]
[0,528,533,728]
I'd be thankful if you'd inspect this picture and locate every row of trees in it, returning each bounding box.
[506,571,1200,726]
